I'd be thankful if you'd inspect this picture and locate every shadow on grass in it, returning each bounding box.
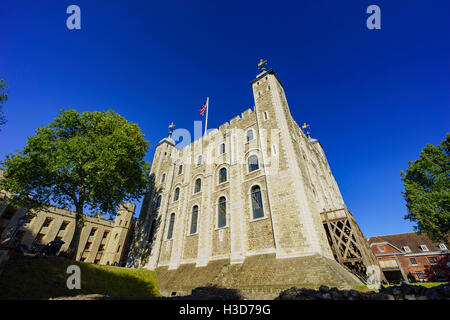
[0,255,161,300]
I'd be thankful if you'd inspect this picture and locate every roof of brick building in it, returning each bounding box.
[368,232,449,254]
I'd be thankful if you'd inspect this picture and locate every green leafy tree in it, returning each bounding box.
[0,109,150,258]
[401,133,450,245]
[0,79,8,129]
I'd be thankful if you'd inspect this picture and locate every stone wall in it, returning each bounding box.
[156,253,362,299]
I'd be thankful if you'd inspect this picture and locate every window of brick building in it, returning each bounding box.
[84,242,92,250]
[403,246,411,253]
[89,228,97,237]
[409,258,418,266]
[415,271,425,280]
[438,243,447,250]
[420,244,429,252]
[427,257,437,265]
[435,270,445,280]
[103,231,109,239]
[178,165,183,175]
[378,246,385,252]
[99,244,105,251]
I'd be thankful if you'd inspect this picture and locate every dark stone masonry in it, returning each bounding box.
[276,282,450,300]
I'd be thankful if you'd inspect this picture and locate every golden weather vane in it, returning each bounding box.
[302,123,311,137]
[258,59,268,72]
[168,122,175,138]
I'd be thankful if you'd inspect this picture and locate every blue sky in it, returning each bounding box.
[0,1,449,237]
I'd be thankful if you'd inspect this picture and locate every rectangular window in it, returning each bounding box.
[42,218,53,227]
[178,165,183,175]
[427,257,437,265]
[84,242,92,250]
[218,198,227,228]
[60,221,69,231]
[403,246,411,253]
[439,243,447,250]
[34,233,45,244]
[220,143,225,155]
[420,245,429,251]
[89,228,97,236]
[102,231,109,239]
[378,246,385,252]
[409,258,418,266]
[415,271,425,280]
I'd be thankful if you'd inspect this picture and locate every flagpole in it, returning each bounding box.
[204,97,209,136]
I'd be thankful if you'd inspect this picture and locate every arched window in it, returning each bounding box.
[251,185,264,219]
[197,155,202,166]
[247,129,254,142]
[161,173,166,183]
[219,168,227,184]
[167,213,175,239]
[194,178,201,193]
[190,206,199,234]
[220,143,225,155]
[217,197,227,228]
[178,165,183,175]
[248,155,259,172]
[173,187,180,202]
[156,195,162,209]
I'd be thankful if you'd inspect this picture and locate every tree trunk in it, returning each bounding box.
[67,207,84,260]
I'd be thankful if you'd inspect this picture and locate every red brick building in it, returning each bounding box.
[368,232,450,284]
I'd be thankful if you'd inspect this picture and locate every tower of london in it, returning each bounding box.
[127,65,382,298]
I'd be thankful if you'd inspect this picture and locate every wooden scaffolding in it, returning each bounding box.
[321,207,384,283]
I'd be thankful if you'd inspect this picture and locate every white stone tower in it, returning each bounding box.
[126,63,382,298]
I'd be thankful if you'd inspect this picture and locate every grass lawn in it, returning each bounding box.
[354,282,448,292]
[0,255,161,300]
